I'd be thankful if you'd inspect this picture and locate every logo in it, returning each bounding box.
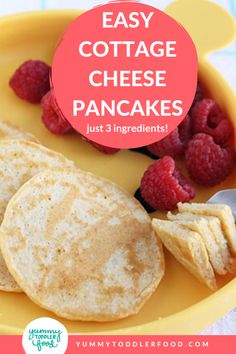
[22,317,68,353]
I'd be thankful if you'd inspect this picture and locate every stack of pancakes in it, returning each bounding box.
[0,121,164,321]
[152,202,236,290]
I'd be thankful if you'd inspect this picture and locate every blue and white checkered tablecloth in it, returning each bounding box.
[0,0,235,335]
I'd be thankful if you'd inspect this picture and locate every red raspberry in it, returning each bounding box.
[140,156,195,210]
[9,60,50,103]
[192,99,232,145]
[179,114,192,144]
[190,81,205,111]
[185,133,236,186]
[41,90,73,135]
[82,137,120,154]
[147,129,184,158]
[146,115,192,158]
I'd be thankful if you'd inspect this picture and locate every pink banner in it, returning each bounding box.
[1,335,236,354]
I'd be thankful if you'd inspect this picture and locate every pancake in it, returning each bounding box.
[0,139,74,291]
[167,212,231,275]
[0,168,164,321]
[0,121,39,143]
[152,219,216,290]
[178,202,236,256]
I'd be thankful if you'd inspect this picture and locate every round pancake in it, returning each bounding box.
[0,168,164,321]
[0,121,39,143]
[0,139,74,292]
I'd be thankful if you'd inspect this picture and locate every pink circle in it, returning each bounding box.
[52,1,198,148]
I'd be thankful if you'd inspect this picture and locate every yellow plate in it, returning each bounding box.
[0,0,236,334]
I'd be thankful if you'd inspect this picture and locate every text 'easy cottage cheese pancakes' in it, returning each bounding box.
[0,139,74,291]
[0,168,164,321]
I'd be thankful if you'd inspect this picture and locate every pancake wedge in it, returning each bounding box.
[167,212,231,274]
[0,168,164,321]
[178,202,236,256]
[152,219,216,290]
[0,120,39,143]
[0,139,74,291]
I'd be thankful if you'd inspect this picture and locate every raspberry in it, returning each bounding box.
[41,90,73,135]
[192,99,232,145]
[9,60,50,103]
[147,129,184,158]
[185,133,236,186]
[146,115,192,158]
[140,156,195,210]
[190,81,205,111]
[134,188,155,213]
[82,137,120,154]
[179,114,192,144]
